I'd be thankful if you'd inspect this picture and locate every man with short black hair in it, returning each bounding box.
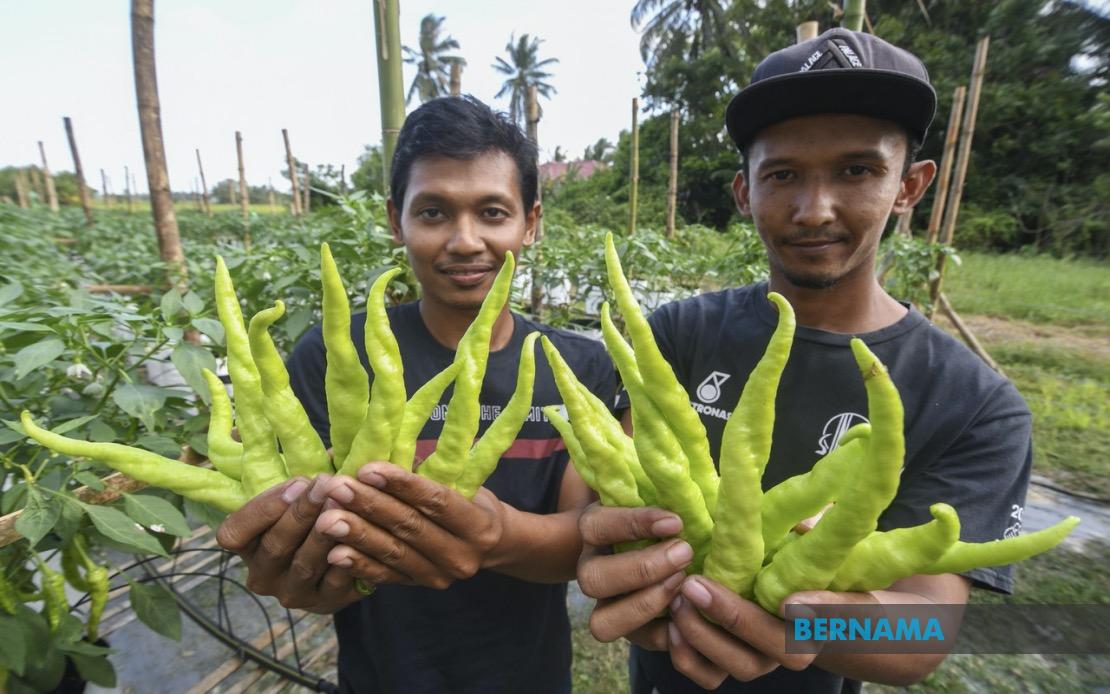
[218,96,615,693]
[576,29,1033,692]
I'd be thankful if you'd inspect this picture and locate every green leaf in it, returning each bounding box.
[135,434,181,458]
[163,326,184,342]
[182,290,204,316]
[52,415,97,435]
[0,321,53,333]
[15,489,61,547]
[283,306,314,342]
[160,289,185,323]
[0,281,24,307]
[74,471,105,490]
[184,498,228,530]
[84,505,167,556]
[52,499,85,545]
[123,493,191,537]
[129,580,182,640]
[88,420,116,442]
[69,653,117,687]
[191,317,225,345]
[13,338,65,380]
[111,384,167,432]
[170,343,218,405]
[0,612,28,675]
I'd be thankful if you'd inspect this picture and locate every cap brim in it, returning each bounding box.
[726,69,937,150]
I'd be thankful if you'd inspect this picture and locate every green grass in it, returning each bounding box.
[944,251,1110,327]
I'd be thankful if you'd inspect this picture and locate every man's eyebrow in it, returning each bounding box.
[755,157,797,172]
[835,149,890,161]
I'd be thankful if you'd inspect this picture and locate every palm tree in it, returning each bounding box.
[403,14,465,104]
[492,34,558,125]
[631,0,731,69]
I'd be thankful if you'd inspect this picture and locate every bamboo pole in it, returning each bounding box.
[132,0,187,287]
[63,116,94,224]
[100,168,111,208]
[124,164,134,213]
[666,110,680,238]
[449,62,462,96]
[841,0,866,31]
[925,85,968,244]
[373,0,404,191]
[628,97,640,235]
[340,164,347,194]
[14,170,30,209]
[526,85,544,316]
[796,21,819,43]
[235,130,250,222]
[929,36,989,313]
[38,141,60,213]
[195,148,212,216]
[938,293,1003,375]
[282,128,302,216]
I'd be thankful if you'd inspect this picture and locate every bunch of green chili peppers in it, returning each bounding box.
[21,244,539,512]
[543,232,1079,615]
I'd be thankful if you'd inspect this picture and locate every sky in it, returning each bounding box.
[0,1,647,196]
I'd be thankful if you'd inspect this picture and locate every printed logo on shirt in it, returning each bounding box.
[428,404,560,423]
[816,412,869,455]
[696,371,731,404]
[1003,504,1024,539]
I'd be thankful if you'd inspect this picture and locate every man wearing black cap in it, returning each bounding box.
[575,29,1033,692]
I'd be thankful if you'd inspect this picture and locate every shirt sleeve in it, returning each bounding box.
[285,324,332,448]
[878,380,1034,594]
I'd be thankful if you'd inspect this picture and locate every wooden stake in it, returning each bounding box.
[38,141,60,213]
[796,21,819,43]
[373,0,404,191]
[132,0,187,287]
[282,128,302,216]
[449,62,462,96]
[925,85,967,244]
[938,293,1004,376]
[100,168,111,208]
[841,0,866,31]
[339,164,347,194]
[63,116,95,224]
[235,130,250,222]
[525,85,543,316]
[930,36,989,313]
[124,164,134,213]
[14,170,30,208]
[195,148,212,217]
[666,110,680,238]
[628,97,640,235]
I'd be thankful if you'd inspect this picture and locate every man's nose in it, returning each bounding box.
[444,215,485,255]
[790,180,837,229]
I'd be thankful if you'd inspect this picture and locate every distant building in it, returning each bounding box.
[539,159,606,183]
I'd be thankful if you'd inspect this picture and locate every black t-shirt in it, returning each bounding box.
[620,282,1033,694]
[286,301,617,694]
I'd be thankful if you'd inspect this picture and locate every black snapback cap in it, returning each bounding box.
[725,28,937,150]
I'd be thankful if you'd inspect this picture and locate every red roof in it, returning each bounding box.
[539,159,606,182]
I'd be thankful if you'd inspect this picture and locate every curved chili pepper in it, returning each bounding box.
[389,363,461,472]
[542,405,597,492]
[39,561,68,632]
[84,564,109,642]
[320,242,370,468]
[202,369,243,480]
[925,515,1079,575]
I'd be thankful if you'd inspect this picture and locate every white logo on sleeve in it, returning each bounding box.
[696,371,731,404]
[1003,505,1024,539]
[815,412,869,455]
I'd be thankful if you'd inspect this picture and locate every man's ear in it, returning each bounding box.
[387,198,403,245]
[893,159,937,215]
[732,171,752,217]
[522,202,540,247]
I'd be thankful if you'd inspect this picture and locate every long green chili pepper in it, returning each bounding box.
[38,561,68,632]
[202,369,243,480]
[21,412,248,512]
[455,332,540,498]
[420,253,516,486]
[703,292,795,598]
[388,363,461,472]
[829,503,960,593]
[594,313,714,572]
[214,256,286,495]
[0,570,20,615]
[575,374,658,507]
[61,544,90,592]
[84,564,109,642]
[542,336,643,509]
[320,242,370,468]
[925,515,1079,575]
[248,301,332,478]
[341,268,406,474]
[760,431,869,552]
[754,339,904,613]
[604,233,719,516]
[543,405,597,492]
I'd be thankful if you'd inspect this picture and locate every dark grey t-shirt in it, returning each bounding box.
[623,282,1033,694]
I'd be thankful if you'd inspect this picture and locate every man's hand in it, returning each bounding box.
[216,475,364,614]
[576,503,692,650]
[318,462,507,590]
